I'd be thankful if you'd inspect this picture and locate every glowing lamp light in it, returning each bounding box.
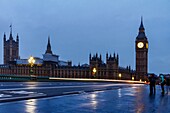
[92,68,97,73]
[28,56,35,67]
[132,76,134,81]
[119,73,122,78]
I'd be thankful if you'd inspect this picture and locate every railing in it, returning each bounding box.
[0,74,49,81]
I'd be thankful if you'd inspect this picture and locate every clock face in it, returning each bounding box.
[137,42,144,48]
[146,43,148,48]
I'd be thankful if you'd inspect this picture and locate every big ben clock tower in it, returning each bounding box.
[135,18,148,81]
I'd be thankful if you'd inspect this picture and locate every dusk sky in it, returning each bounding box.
[0,0,169,75]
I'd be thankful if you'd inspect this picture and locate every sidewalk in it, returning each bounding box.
[128,85,170,113]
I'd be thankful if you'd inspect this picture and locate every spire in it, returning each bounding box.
[136,17,147,39]
[3,32,6,41]
[9,24,13,40]
[96,53,98,58]
[16,33,19,42]
[116,54,119,64]
[109,54,111,58]
[89,53,91,60]
[100,54,102,60]
[106,52,108,60]
[10,24,12,34]
[117,54,119,60]
[139,16,145,31]
[45,36,53,54]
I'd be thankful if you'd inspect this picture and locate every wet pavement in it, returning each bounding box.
[0,84,170,113]
[0,82,135,103]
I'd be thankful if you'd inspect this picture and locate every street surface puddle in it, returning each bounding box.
[123,87,137,96]
[124,93,135,96]
[0,94,12,98]
[10,91,35,94]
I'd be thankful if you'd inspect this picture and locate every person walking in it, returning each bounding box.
[166,75,170,94]
[160,74,166,95]
[148,74,156,95]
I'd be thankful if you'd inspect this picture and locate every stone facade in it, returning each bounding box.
[0,22,142,80]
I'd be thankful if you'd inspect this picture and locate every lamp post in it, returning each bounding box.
[118,73,122,80]
[28,56,35,75]
[132,76,134,81]
[92,68,97,78]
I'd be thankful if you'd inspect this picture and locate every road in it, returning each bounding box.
[0,82,170,113]
[0,82,132,90]
[0,82,137,102]
[0,82,137,92]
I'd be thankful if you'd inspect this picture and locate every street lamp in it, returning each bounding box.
[28,56,35,75]
[119,73,122,79]
[132,76,134,81]
[93,68,97,73]
[92,68,97,78]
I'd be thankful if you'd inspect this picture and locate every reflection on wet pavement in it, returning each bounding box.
[0,85,170,113]
[25,99,37,113]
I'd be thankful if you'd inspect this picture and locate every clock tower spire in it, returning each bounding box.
[135,17,148,81]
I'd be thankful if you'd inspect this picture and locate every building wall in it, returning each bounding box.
[0,60,134,80]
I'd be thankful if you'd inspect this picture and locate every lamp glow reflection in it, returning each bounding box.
[118,88,122,98]
[90,93,98,109]
[25,99,37,113]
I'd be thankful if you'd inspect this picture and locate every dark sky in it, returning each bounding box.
[0,0,170,75]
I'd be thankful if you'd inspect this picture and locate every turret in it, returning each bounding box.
[96,53,98,58]
[116,54,119,65]
[3,25,20,64]
[109,54,111,59]
[3,33,6,42]
[89,53,91,60]
[106,52,108,60]
[113,53,116,59]
[16,33,19,42]
[9,24,13,40]
[117,54,119,60]
[100,54,102,60]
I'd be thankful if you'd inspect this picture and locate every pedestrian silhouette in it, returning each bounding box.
[148,74,156,95]
[165,75,170,94]
[160,74,166,95]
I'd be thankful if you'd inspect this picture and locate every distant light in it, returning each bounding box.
[28,56,36,67]
[119,73,122,78]
[132,77,134,81]
[93,68,97,73]
[139,79,142,82]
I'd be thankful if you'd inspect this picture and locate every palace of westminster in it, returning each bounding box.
[0,18,148,81]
